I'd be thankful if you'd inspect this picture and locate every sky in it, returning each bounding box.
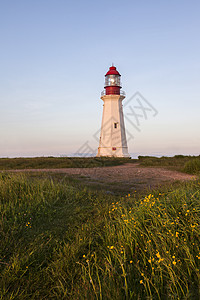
[0,0,200,158]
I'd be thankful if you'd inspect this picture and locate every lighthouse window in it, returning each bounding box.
[114,123,117,129]
[105,75,121,86]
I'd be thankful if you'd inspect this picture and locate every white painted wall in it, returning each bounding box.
[97,94,130,157]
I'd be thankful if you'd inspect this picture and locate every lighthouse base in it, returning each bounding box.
[97,147,130,158]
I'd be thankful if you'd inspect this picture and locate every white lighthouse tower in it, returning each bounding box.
[97,65,129,157]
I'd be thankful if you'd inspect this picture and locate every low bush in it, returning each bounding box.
[183,158,200,174]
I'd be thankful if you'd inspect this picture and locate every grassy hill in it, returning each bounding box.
[0,172,199,299]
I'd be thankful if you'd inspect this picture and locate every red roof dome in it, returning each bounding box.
[105,66,121,76]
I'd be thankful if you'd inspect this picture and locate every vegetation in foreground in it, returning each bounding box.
[0,173,200,299]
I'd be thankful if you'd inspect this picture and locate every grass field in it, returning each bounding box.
[138,155,200,174]
[0,155,200,174]
[0,170,200,299]
[0,157,134,170]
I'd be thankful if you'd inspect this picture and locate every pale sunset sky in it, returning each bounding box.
[0,0,200,157]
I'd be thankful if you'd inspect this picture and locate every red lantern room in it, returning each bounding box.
[104,65,121,95]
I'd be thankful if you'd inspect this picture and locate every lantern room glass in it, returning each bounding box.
[105,75,121,86]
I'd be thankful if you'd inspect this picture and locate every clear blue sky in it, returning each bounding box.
[0,0,200,157]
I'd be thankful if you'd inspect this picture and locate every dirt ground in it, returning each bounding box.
[6,163,197,193]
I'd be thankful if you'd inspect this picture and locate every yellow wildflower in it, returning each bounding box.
[156,252,161,258]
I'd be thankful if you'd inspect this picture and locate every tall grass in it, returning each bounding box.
[183,158,200,174]
[0,173,200,299]
[138,155,200,170]
[1,155,200,172]
[0,157,134,170]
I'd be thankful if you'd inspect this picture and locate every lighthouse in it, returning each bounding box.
[97,65,130,157]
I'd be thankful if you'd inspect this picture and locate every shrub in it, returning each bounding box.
[183,158,200,174]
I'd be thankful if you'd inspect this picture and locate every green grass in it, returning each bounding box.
[1,155,199,172]
[138,155,200,172]
[0,157,135,170]
[0,173,200,299]
[183,158,200,175]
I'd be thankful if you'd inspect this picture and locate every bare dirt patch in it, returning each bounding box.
[4,163,196,193]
